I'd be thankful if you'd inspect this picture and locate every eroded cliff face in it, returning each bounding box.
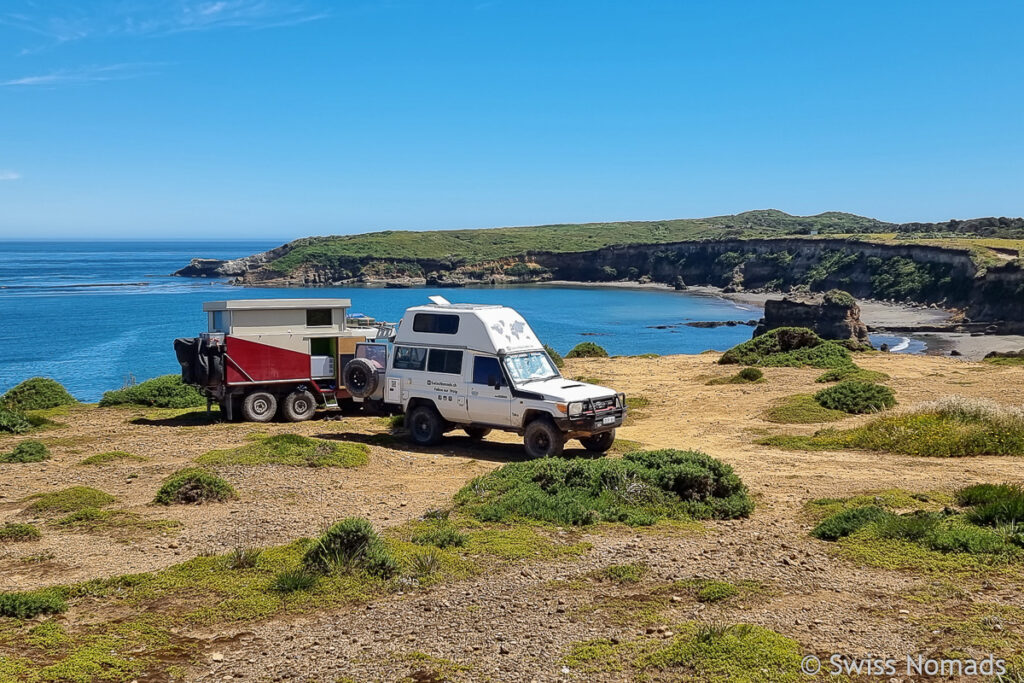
[752,294,870,342]
[173,237,1024,325]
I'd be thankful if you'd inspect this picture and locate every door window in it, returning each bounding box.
[473,356,503,386]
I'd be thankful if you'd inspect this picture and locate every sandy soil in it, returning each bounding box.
[2,353,1024,681]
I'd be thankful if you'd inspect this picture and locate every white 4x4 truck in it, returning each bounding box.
[344,297,626,458]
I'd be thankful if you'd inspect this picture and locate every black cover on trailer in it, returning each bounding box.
[174,337,224,388]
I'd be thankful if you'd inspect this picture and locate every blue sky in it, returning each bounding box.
[0,0,1021,240]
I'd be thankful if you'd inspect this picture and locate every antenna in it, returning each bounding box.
[427,295,451,306]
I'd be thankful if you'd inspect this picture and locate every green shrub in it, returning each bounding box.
[967,493,1024,528]
[956,483,1023,507]
[198,434,368,468]
[601,563,648,584]
[270,569,317,592]
[28,486,115,513]
[303,517,399,578]
[454,449,753,526]
[1,377,77,411]
[815,366,889,383]
[811,506,890,541]
[719,327,853,369]
[80,451,147,466]
[99,375,205,409]
[566,342,609,359]
[543,344,565,369]
[0,589,66,618]
[822,289,856,307]
[693,580,740,603]
[707,368,765,385]
[0,406,32,434]
[874,511,941,542]
[0,440,50,463]
[154,468,236,505]
[0,522,41,542]
[411,520,467,548]
[814,381,896,414]
[761,394,846,424]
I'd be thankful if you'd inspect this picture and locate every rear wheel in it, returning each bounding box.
[281,389,316,422]
[464,426,492,440]
[242,390,277,423]
[580,429,615,453]
[407,404,445,446]
[523,418,564,459]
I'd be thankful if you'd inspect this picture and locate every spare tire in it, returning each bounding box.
[343,358,382,398]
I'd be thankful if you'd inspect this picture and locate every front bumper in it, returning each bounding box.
[555,393,627,435]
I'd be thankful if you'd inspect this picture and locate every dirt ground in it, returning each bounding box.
[2,352,1024,681]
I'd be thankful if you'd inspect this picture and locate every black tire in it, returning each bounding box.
[242,390,277,423]
[580,429,615,453]
[407,404,445,446]
[464,426,492,440]
[281,389,317,422]
[523,418,564,459]
[343,358,381,398]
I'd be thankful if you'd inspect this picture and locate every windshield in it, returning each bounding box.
[504,351,560,384]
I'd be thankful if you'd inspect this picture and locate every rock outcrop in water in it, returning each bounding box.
[753,290,870,343]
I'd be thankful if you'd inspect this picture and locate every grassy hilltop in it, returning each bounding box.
[266,210,891,272]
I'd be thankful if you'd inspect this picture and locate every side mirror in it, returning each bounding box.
[488,375,501,389]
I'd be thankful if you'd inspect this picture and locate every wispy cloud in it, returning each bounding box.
[0,170,21,181]
[1,1,327,48]
[1,62,163,87]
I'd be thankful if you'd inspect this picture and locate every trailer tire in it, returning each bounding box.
[524,418,564,459]
[242,391,277,423]
[579,429,615,453]
[343,358,380,398]
[281,389,316,422]
[464,426,491,440]
[407,404,445,446]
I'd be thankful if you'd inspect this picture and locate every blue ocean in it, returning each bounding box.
[0,240,917,401]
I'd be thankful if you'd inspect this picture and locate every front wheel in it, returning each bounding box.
[579,429,615,453]
[523,418,564,459]
[407,405,445,446]
[281,389,316,422]
[242,390,277,423]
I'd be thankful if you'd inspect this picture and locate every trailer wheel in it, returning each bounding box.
[242,391,277,423]
[579,429,615,453]
[407,404,445,446]
[281,389,316,422]
[464,426,491,440]
[523,418,564,459]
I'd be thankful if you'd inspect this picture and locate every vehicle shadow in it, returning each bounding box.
[129,410,223,427]
[312,430,603,463]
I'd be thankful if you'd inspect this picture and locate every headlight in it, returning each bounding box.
[568,401,584,417]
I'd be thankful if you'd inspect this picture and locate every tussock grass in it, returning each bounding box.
[0,522,41,542]
[0,440,50,463]
[154,468,236,505]
[761,394,846,424]
[197,434,368,468]
[598,563,649,584]
[454,449,753,526]
[53,507,181,536]
[27,486,115,514]
[707,367,765,385]
[79,451,148,466]
[816,366,889,383]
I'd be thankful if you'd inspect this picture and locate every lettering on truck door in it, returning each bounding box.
[468,355,512,427]
[424,348,465,420]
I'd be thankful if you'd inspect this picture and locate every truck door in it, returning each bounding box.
[468,355,512,427]
[424,348,466,421]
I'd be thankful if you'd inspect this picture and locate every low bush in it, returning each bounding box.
[601,563,648,584]
[811,506,890,541]
[0,406,32,434]
[707,368,764,385]
[761,395,846,424]
[411,520,467,548]
[719,327,854,369]
[814,380,896,414]
[408,548,442,577]
[1,377,77,412]
[154,468,236,505]
[0,589,67,619]
[815,366,889,383]
[543,344,565,369]
[80,451,147,466]
[760,395,1024,457]
[823,289,856,307]
[197,434,368,468]
[566,342,609,359]
[691,580,740,603]
[99,374,205,409]
[28,486,115,513]
[956,483,1023,507]
[0,522,41,542]
[226,546,262,570]
[454,448,753,526]
[303,517,399,578]
[0,440,50,463]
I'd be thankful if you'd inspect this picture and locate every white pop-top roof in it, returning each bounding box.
[203,298,352,312]
[395,301,543,354]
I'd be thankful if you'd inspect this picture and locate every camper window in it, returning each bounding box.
[413,313,459,334]
[306,309,332,327]
[393,346,427,371]
[427,349,463,374]
[211,310,228,332]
